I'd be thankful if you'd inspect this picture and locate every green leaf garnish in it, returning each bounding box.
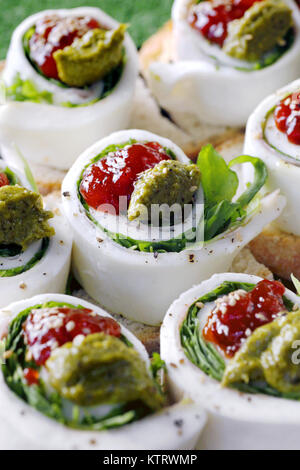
[197,145,267,240]
[5,73,53,104]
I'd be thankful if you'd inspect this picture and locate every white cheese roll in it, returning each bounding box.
[161,272,300,450]
[146,0,300,126]
[0,293,206,450]
[0,8,138,169]
[0,146,72,306]
[244,78,300,235]
[62,129,285,325]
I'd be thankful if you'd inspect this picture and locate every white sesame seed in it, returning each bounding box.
[73,334,85,346]
[66,321,75,332]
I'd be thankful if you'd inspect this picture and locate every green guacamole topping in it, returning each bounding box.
[127,160,201,221]
[223,0,292,61]
[222,310,300,394]
[0,186,54,250]
[45,332,165,410]
[54,24,126,88]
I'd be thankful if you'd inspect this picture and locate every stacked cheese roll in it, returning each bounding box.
[62,129,285,325]
[161,272,300,450]
[244,78,300,235]
[146,0,300,126]
[0,293,206,450]
[0,147,71,307]
[0,8,138,169]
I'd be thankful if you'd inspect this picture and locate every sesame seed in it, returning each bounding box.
[66,321,75,332]
[73,334,85,346]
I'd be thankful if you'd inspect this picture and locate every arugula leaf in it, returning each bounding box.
[204,200,244,242]
[197,145,267,240]
[197,144,238,206]
[228,155,267,208]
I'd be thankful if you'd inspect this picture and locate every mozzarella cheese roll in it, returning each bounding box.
[62,129,285,325]
[161,272,300,450]
[244,78,300,235]
[146,0,300,126]
[0,147,72,306]
[0,293,206,450]
[0,8,138,169]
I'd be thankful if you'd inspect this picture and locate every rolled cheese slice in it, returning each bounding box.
[161,272,300,450]
[0,7,138,170]
[62,129,285,325]
[146,0,300,127]
[0,293,206,450]
[244,78,300,236]
[0,147,72,307]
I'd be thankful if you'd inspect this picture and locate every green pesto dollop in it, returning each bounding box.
[223,0,292,62]
[128,160,201,221]
[0,185,54,250]
[222,310,300,394]
[54,24,126,87]
[45,332,165,409]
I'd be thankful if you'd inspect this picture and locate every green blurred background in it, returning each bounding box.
[0,0,173,59]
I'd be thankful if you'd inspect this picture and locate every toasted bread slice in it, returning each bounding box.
[249,228,300,281]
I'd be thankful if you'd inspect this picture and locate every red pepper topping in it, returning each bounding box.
[188,0,263,46]
[203,279,286,357]
[274,92,300,145]
[24,367,39,385]
[23,307,121,366]
[80,142,171,214]
[0,173,10,188]
[29,15,100,80]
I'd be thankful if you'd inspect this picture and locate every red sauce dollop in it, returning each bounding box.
[274,92,300,145]
[0,173,10,188]
[80,142,171,214]
[29,15,100,80]
[24,367,39,385]
[203,279,286,357]
[23,307,121,366]
[188,0,263,46]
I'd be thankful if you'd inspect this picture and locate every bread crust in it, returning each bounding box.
[250,228,300,281]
